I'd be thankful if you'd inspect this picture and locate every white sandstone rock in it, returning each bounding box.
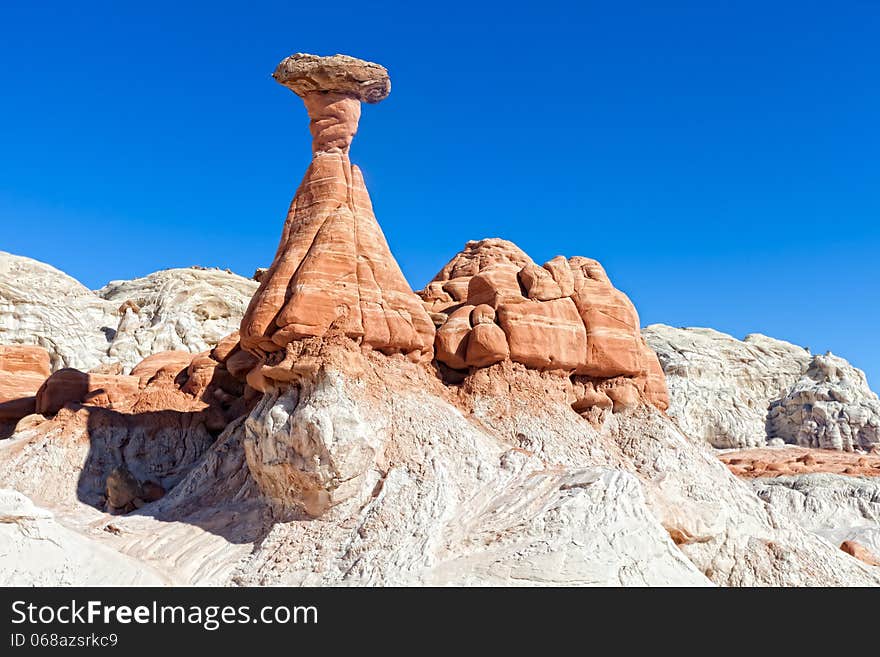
[98,268,257,372]
[754,474,880,560]
[643,324,811,448]
[767,353,880,451]
[0,252,257,374]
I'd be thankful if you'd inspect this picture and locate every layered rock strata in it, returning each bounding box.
[420,239,669,415]
[0,345,51,424]
[239,53,434,382]
[767,353,880,451]
[646,325,880,451]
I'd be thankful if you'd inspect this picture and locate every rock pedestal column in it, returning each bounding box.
[240,54,434,367]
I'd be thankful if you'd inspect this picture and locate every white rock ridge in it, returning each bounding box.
[0,251,117,371]
[98,268,258,372]
[767,353,880,451]
[643,324,810,448]
[0,252,257,374]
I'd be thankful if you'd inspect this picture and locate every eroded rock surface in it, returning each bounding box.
[647,325,880,451]
[98,268,258,372]
[644,325,810,448]
[767,353,880,451]
[421,239,668,416]
[240,54,433,377]
[0,251,118,371]
[1,252,257,375]
[0,345,51,424]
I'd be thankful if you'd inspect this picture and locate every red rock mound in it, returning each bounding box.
[239,54,434,383]
[420,239,669,414]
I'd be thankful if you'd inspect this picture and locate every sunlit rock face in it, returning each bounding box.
[421,238,669,415]
[239,53,434,376]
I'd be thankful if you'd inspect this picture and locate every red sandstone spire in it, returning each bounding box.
[239,54,434,362]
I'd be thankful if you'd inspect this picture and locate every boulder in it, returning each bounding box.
[466,322,509,367]
[130,350,193,386]
[239,54,434,370]
[497,298,586,371]
[435,305,474,370]
[35,369,140,415]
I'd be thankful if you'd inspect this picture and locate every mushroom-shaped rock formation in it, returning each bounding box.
[420,239,669,415]
[239,54,434,385]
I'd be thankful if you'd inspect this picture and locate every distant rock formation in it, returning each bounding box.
[646,325,880,452]
[0,251,118,371]
[644,325,810,448]
[0,344,51,425]
[0,251,257,374]
[421,239,669,415]
[98,268,257,371]
[767,353,880,451]
[239,53,434,381]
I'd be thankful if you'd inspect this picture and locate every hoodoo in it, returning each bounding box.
[239,54,434,384]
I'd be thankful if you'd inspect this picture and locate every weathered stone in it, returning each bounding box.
[568,257,643,378]
[130,351,193,387]
[497,298,586,371]
[519,263,563,301]
[466,322,509,367]
[0,345,50,378]
[435,305,473,370]
[35,370,140,415]
[239,54,434,371]
[105,466,143,510]
[272,53,390,104]
[470,304,496,326]
[467,264,525,307]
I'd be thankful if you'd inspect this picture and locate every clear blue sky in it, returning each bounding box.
[1,1,878,384]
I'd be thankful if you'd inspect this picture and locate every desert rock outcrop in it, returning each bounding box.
[239,54,433,380]
[0,251,118,371]
[0,252,257,374]
[646,325,880,451]
[421,239,668,415]
[0,345,51,424]
[767,353,880,451]
[98,268,258,372]
[644,325,811,447]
